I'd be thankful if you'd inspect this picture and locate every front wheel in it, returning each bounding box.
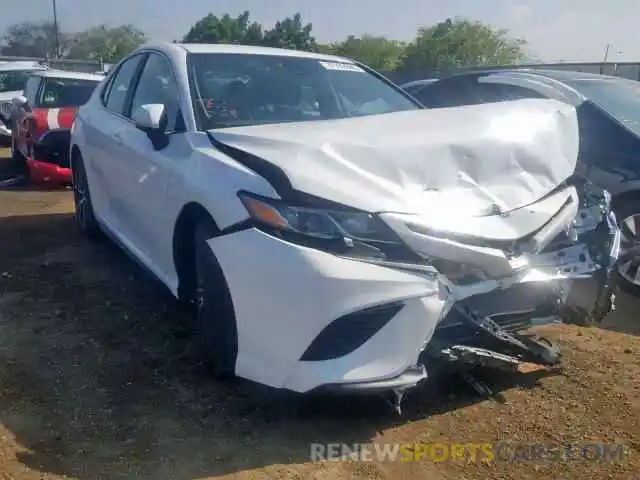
[193,219,238,380]
[614,198,640,294]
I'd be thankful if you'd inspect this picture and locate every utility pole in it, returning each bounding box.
[603,43,611,63]
[52,0,60,59]
[601,43,611,75]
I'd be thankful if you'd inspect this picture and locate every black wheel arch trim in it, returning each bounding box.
[172,201,254,302]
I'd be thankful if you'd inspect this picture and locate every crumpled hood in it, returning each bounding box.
[210,98,579,217]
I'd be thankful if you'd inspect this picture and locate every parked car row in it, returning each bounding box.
[64,43,620,412]
[400,70,640,295]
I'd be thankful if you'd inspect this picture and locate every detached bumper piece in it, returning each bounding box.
[28,130,72,185]
[420,305,561,404]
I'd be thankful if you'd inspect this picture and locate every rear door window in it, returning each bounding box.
[23,76,41,105]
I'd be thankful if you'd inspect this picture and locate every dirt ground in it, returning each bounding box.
[0,149,639,479]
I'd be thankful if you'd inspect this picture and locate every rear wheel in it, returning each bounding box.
[10,136,28,177]
[72,154,101,238]
[193,219,238,379]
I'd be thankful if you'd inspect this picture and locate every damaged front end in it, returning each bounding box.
[208,98,620,412]
[382,180,620,411]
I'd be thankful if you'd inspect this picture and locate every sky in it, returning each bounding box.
[1,0,638,62]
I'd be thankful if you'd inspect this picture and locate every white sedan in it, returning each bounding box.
[70,43,620,406]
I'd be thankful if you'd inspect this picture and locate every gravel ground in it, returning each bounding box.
[0,151,638,479]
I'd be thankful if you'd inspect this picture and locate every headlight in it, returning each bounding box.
[237,191,419,261]
[238,191,397,242]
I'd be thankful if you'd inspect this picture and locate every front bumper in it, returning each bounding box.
[207,201,620,395]
[26,158,72,185]
[25,129,73,185]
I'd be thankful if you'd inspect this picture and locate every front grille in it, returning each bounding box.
[0,101,12,123]
[0,101,12,116]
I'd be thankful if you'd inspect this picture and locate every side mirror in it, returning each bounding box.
[12,95,27,107]
[132,103,165,131]
[131,103,169,150]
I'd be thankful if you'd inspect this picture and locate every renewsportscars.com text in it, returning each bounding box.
[310,442,629,463]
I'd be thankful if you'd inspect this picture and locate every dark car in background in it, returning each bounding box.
[402,69,640,293]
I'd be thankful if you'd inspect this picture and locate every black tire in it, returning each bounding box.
[10,136,29,177]
[71,153,101,238]
[193,218,238,380]
[614,197,640,295]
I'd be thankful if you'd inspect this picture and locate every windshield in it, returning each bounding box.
[0,70,39,93]
[36,78,99,108]
[567,78,640,136]
[187,53,418,130]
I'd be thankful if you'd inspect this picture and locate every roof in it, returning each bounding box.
[438,67,627,83]
[144,42,353,63]
[0,61,46,72]
[401,78,439,89]
[30,69,104,82]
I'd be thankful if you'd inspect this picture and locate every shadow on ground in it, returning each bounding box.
[0,180,71,192]
[600,288,640,336]
[0,212,560,479]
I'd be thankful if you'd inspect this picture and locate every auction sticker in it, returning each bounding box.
[319,61,365,72]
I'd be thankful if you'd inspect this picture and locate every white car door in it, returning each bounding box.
[113,52,190,280]
[82,53,146,231]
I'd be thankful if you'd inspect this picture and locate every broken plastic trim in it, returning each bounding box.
[326,185,618,414]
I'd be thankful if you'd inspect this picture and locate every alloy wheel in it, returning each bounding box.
[617,213,640,287]
[73,165,88,227]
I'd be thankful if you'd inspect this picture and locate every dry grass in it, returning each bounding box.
[0,155,638,479]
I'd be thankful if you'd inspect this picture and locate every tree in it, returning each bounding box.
[0,21,70,58]
[315,44,333,55]
[66,24,147,63]
[326,35,406,71]
[263,13,316,51]
[399,17,527,73]
[182,11,264,45]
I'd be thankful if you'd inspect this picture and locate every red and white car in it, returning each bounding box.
[10,70,103,185]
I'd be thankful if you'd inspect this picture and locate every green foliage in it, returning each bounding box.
[0,14,529,75]
[263,13,316,51]
[66,24,147,63]
[326,35,406,71]
[182,11,264,45]
[399,17,527,73]
[0,21,70,58]
[183,11,316,51]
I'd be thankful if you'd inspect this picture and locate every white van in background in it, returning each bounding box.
[0,61,47,138]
